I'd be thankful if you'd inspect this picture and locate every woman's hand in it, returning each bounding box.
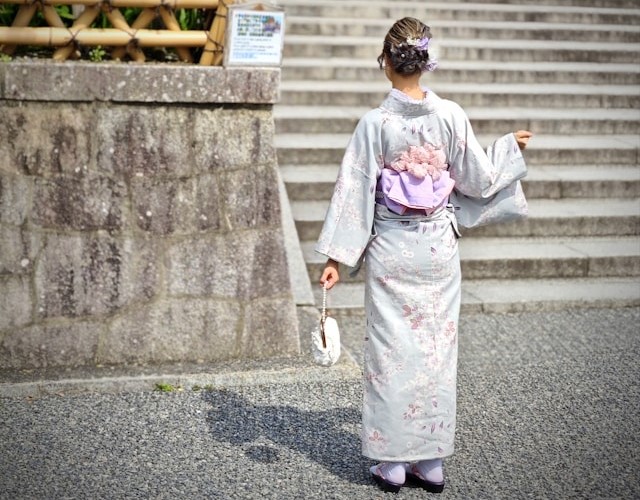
[320,259,340,290]
[514,130,533,151]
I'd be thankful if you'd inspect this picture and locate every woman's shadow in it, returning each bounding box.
[202,388,371,485]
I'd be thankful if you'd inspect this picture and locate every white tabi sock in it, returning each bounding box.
[371,462,407,485]
[415,458,444,483]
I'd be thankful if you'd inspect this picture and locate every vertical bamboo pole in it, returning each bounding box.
[199,0,233,66]
[102,5,145,62]
[110,8,156,61]
[1,3,38,55]
[53,4,101,60]
[159,6,193,63]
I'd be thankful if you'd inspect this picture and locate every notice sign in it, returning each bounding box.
[224,4,285,66]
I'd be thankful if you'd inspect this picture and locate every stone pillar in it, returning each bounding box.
[0,61,300,370]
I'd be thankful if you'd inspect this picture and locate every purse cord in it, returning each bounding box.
[320,283,328,348]
[321,282,328,323]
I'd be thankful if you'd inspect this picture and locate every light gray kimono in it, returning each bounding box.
[316,89,527,462]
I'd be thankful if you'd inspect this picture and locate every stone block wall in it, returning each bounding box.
[0,61,300,371]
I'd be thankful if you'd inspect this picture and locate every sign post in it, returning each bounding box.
[224,3,285,67]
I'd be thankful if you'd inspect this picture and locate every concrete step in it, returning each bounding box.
[280,164,640,201]
[283,36,640,64]
[276,1,640,25]
[302,236,640,282]
[312,276,640,315]
[282,58,640,86]
[276,133,640,167]
[285,17,640,43]
[277,0,640,312]
[280,81,640,109]
[524,165,640,199]
[275,105,640,135]
[291,197,640,240]
[459,235,640,278]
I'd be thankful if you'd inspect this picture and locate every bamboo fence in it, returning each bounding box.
[0,0,234,64]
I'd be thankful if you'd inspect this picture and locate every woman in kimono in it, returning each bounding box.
[316,17,532,493]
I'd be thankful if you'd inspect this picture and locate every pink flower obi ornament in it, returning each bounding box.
[391,145,448,180]
[377,144,455,215]
[378,168,455,215]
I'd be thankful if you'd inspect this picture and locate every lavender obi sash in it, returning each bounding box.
[376,167,455,215]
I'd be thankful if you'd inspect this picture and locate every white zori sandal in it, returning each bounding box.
[369,462,407,493]
[406,459,445,493]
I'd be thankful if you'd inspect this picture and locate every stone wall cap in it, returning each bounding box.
[0,60,281,104]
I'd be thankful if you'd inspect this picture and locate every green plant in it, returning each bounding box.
[54,5,75,21]
[176,9,206,31]
[0,53,12,62]
[89,45,106,62]
[154,382,182,392]
[121,8,143,27]
[0,4,18,26]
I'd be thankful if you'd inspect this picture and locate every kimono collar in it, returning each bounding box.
[380,88,440,117]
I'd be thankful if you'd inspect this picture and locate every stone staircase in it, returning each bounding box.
[274,0,640,317]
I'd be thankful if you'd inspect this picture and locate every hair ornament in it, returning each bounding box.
[406,36,430,50]
[425,59,438,72]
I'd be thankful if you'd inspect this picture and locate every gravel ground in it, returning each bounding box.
[1,307,639,499]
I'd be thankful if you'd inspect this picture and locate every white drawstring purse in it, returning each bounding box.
[310,283,341,366]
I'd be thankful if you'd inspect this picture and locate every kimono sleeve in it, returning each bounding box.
[315,112,382,268]
[446,101,529,228]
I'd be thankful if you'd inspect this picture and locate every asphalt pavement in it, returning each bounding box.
[1,307,639,500]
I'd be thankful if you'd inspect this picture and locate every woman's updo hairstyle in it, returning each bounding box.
[377,17,437,76]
